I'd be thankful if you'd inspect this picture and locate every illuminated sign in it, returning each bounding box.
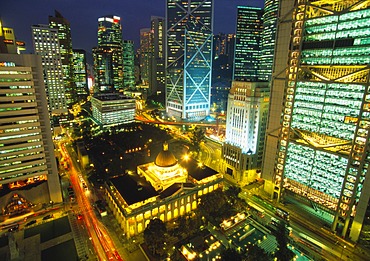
[16,41,25,46]
[0,62,16,67]
[3,39,14,44]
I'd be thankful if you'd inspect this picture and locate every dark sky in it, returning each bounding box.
[0,0,264,53]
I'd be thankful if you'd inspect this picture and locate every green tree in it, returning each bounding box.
[274,222,295,261]
[144,218,167,257]
[189,127,205,152]
[220,248,243,261]
[245,244,272,261]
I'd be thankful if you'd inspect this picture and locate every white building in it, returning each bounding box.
[32,24,67,115]
[222,81,269,183]
[91,93,136,127]
[0,54,63,205]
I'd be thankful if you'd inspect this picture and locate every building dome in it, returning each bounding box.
[155,142,177,167]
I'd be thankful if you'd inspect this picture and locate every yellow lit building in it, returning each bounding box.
[105,142,223,238]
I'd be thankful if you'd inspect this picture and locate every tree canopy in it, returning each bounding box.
[144,218,167,257]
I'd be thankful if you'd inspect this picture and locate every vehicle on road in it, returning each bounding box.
[25,220,37,227]
[8,224,19,232]
[42,214,53,220]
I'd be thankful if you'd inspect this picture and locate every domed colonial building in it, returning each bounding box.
[104,142,223,238]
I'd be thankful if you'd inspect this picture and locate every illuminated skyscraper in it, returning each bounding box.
[123,40,135,88]
[72,49,89,100]
[49,10,75,105]
[166,0,213,120]
[139,28,151,87]
[222,81,269,182]
[0,20,26,54]
[150,16,165,97]
[260,0,279,81]
[233,6,263,82]
[263,0,370,242]
[93,15,123,92]
[0,54,62,204]
[32,24,67,115]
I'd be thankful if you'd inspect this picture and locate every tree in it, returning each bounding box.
[274,222,295,261]
[189,127,205,152]
[245,244,272,261]
[220,248,243,261]
[225,185,241,203]
[144,218,167,257]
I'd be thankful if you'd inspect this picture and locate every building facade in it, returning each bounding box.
[91,93,136,127]
[32,24,67,115]
[233,6,263,82]
[0,54,62,204]
[49,11,75,105]
[260,0,279,81]
[122,40,135,89]
[150,16,166,97]
[139,28,151,88]
[72,49,89,100]
[93,15,123,92]
[222,81,269,183]
[166,0,213,120]
[104,143,222,238]
[263,0,370,242]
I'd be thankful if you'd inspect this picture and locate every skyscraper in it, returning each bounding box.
[32,24,67,115]
[139,28,151,88]
[122,40,135,89]
[0,20,26,54]
[263,0,370,242]
[49,10,75,105]
[166,0,213,120]
[260,0,279,81]
[72,49,89,100]
[0,54,63,204]
[150,16,166,98]
[222,81,269,182]
[233,6,263,82]
[93,15,123,92]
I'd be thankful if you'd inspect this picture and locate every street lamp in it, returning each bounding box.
[340,245,346,260]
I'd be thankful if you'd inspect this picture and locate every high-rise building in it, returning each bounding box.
[150,16,166,98]
[222,81,269,182]
[233,6,263,82]
[260,0,279,81]
[166,0,213,120]
[72,49,89,100]
[32,24,67,115]
[93,15,123,92]
[122,40,135,89]
[49,10,75,105]
[0,20,26,54]
[263,0,370,242]
[139,28,151,88]
[0,54,62,204]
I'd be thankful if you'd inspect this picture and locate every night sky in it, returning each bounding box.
[0,0,264,53]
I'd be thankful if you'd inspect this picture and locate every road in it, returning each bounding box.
[61,141,123,261]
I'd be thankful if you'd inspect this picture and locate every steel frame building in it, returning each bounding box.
[272,0,370,242]
[166,0,213,120]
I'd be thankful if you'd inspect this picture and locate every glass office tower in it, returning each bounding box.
[273,0,370,242]
[166,0,213,120]
[93,15,123,92]
[260,0,279,81]
[49,11,75,105]
[233,6,263,82]
[123,40,135,89]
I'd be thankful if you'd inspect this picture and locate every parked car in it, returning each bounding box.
[8,224,19,232]
[42,214,53,220]
[25,220,37,227]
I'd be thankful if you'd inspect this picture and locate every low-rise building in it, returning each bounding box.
[104,142,223,238]
[91,93,136,127]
